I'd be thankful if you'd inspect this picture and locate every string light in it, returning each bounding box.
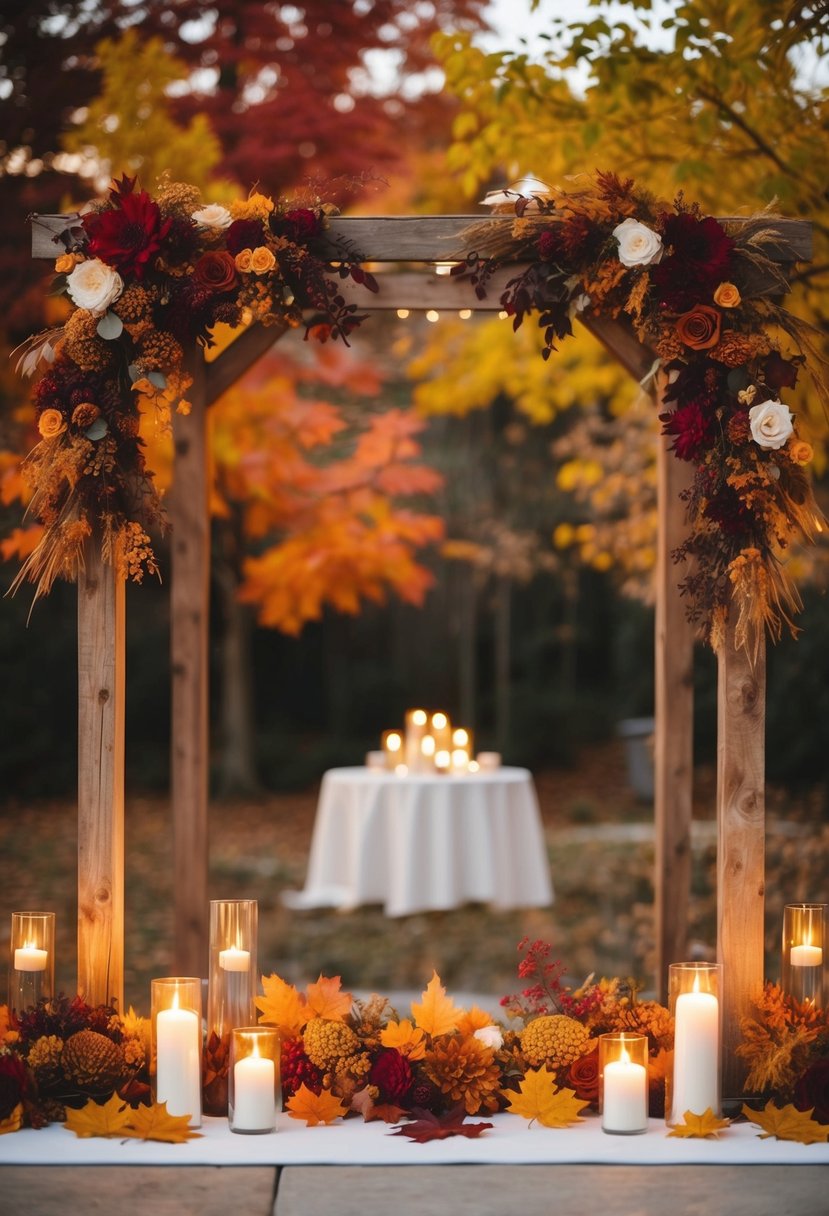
[458,309,472,320]
[426,309,440,322]
[396,308,410,319]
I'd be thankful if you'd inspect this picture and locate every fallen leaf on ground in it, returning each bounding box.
[122,1101,201,1143]
[668,1109,731,1138]
[742,1101,829,1144]
[389,1105,493,1142]
[502,1067,588,1128]
[286,1083,348,1126]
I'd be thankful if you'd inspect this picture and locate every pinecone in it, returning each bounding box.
[61,1030,124,1091]
[303,1019,360,1072]
[281,1037,323,1098]
[520,1015,590,1068]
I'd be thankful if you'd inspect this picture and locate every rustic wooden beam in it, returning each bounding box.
[31,213,813,265]
[170,356,210,978]
[206,320,288,407]
[77,534,125,1010]
[717,621,766,1101]
[654,372,695,1001]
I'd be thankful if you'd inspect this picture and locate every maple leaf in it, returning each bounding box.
[64,1092,133,1139]
[411,972,464,1038]
[256,973,308,1037]
[668,1109,731,1139]
[286,1083,348,1126]
[457,1006,497,1037]
[389,1105,494,1143]
[350,1087,406,1124]
[742,1101,829,1145]
[122,1101,202,1144]
[379,1018,427,1061]
[503,1068,588,1128]
[305,974,353,1022]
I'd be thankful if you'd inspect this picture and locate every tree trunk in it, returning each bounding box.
[494,575,512,753]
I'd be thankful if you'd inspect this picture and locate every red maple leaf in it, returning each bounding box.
[388,1105,493,1143]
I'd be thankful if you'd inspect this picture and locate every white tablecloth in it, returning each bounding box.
[2,1112,827,1166]
[284,767,553,916]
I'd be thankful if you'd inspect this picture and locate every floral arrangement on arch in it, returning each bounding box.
[14,175,376,601]
[458,171,826,655]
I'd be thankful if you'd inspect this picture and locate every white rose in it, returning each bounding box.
[473,1025,503,1051]
[65,258,124,316]
[748,399,794,450]
[192,203,232,229]
[612,217,663,268]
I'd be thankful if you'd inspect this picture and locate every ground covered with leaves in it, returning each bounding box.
[1,741,826,1012]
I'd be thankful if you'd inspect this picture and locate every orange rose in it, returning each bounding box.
[38,408,67,439]
[250,245,276,274]
[713,282,741,308]
[675,305,721,350]
[234,249,253,273]
[788,439,814,465]
[55,252,83,274]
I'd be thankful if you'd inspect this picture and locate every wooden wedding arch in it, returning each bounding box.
[32,211,812,1097]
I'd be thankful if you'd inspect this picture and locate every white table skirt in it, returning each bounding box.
[2,1112,827,1167]
[283,767,554,916]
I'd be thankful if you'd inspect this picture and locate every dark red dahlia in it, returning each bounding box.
[368,1049,413,1103]
[652,213,734,312]
[83,175,171,279]
[763,350,800,391]
[794,1057,829,1124]
[280,1038,323,1098]
[660,402,715,461]
[225,218,264,256]
[162,216,200,266]
[662,359,724,411]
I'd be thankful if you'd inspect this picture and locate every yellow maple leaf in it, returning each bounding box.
[286,1083,348,1127]
[305,974,353,1022]
[411,972,463,1038]
[256,973,308,1037]
[503,1068,588,1128]
[122,1101,201,1143]
[668,1108,731,1139]
[379,1018,427,1061]
[742,1101,829,1145]
[64,1093,133,1139]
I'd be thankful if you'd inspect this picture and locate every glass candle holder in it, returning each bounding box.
[204,899,258,1116]
[151,977,202,1125]
[229,1026,281,1134]
[782,903,826,1007]
[599,1033,648,1135]
[9,912,55,1014]
[476,751,501,772]
[381,730,403,769]
[666,962,722,1126]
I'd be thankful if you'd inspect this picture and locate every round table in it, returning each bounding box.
[283,766,554,917]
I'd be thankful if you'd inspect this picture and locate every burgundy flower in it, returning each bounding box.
[192,251,238,294]
[83,175,171,279]
[0,1054,26,1119]
[369,1049,413,1103]
[763,350,800,391]
[272,208,322,242]
[225,218,264,256]
[662,359,724,410]
[537,228,564,263]
[704,484,752,536]
[794,1057,829,1124]
[162,216,200,266]
[652,213,734,312]
[660,401,715,461]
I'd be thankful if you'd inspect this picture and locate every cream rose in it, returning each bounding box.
[612,218,663,268]
[473,1025,504,1051]
[65,258,123,316]
[749,399,794,450]
[192,203,232,229]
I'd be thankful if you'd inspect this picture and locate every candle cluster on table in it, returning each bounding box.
[151,976,203,1126]
[782,902,826,1007]
[374,709,494,775]
[599,1032,648,1135]
[666,962,722,1126]
[8,911,55,1015]
[204,899,259,1116]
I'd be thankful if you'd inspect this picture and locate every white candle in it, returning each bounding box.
[421,735,436,758]
[451,747,470,773]
[219,946,251,972]
[14,943,48,972]
[156,996,202,1123]
[603,1051,647,1133]
[791,943,823,967]
[671,981,719,1119]
[233,1045,276,1131]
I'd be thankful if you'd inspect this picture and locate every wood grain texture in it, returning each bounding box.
[206,320,288,406]
[77,536,125,1009]
[170,358,210,977]
[717,619,766,1099]
[653,373,695,1002]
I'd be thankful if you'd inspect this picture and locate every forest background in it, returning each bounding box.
[0,0,827,806]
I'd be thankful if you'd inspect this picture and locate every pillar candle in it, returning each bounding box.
[156,999,202,1122]
[602,1052,647,1133]
[233,1048,276,1131]
[671,983,719,1118]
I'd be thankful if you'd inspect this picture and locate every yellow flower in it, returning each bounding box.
[250,245,276,274]
[55,252,83,274]
[234,249,253,272]
[713,281,741,308]
[788,439,813,465]
[230,192,274,221]
[37,408,67,439]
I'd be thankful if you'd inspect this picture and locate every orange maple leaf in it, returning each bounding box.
[379,1018,427,1061]
[305,974,353,1021]
[503,1068,588,1128]
[742,1100,829,1144]
[668,1108,731,1139]
[411,972,463,1038]
[286,1083,348,1126]
[64,1092,133,1139]
[122,1101,202,1143]
[457,1006,496,1037]
[256,973,308,1037]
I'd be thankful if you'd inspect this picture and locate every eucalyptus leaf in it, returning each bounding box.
[148,371,167,389]
[97,312,124,341]
[85,417,109,441]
